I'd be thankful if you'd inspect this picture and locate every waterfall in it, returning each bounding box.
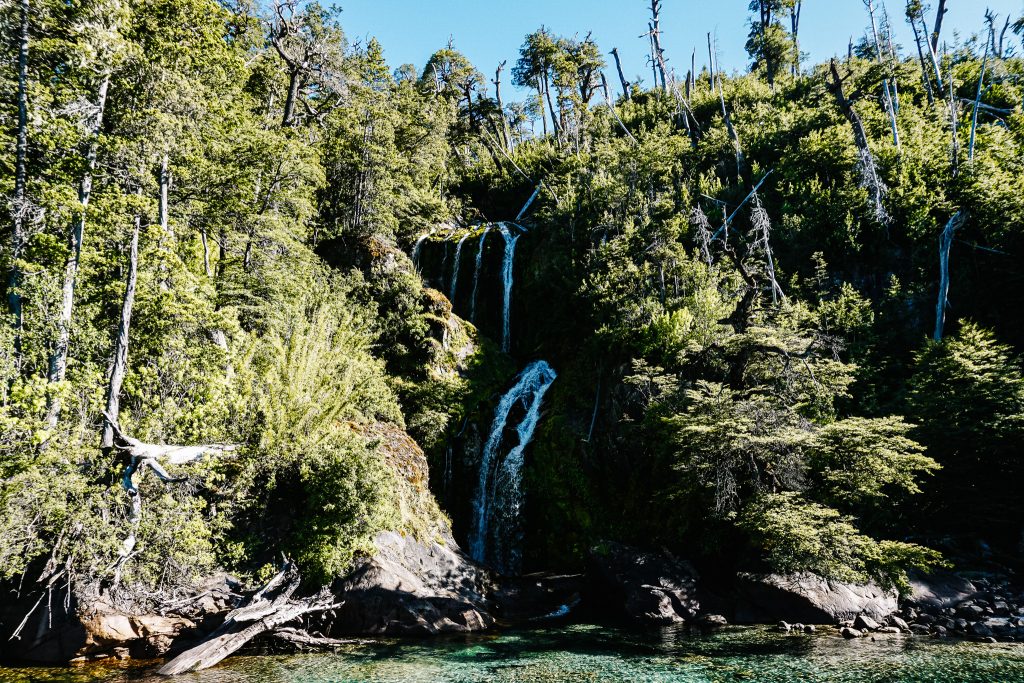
[469,227,490,322]
[449,231,471,305]
[499,224,519,353]
[411,234,429,271]
[469,360,557,573]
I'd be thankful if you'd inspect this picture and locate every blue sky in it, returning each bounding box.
[338,0,1022,94]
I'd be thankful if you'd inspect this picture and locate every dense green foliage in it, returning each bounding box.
[1,0,1023,610]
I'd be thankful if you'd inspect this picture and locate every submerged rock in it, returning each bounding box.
[735,572,897,625]
[587,542,701,625]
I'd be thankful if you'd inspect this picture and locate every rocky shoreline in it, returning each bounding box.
[2,539,1021,670]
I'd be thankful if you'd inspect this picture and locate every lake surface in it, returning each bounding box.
[2,624,1024,682]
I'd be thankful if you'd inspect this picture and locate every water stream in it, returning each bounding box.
[469,360,557,572]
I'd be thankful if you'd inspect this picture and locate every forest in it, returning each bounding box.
[1,0,1024,672]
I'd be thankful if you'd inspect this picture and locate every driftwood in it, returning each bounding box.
[158,562,342,675]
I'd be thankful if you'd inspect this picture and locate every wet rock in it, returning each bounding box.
[840,627,861,639]
[877,626,902,634]
[907,571,977,610]
[735,572,897,625]
[910,624,932,635]
[853,615,880,631]
[778,621,791,632]
[587,542,700,626]
[803,624,816,633]
[493,573,584,622]
[888,616,910,631]
[958,604,985,619]
[696,614,729,628]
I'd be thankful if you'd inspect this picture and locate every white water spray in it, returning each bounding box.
[449,231,471,305]
[469,360,557,572]
[499,223,519,353]
[411,233,429,271]
[469,227,490,322]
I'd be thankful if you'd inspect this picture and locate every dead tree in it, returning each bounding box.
[104,414,237,585]
[828,59,889,225]
[934,210,968,341]
[610,47,630,100]
[907,3,935,103]
[492,61,512,151]
[47,73,110,428]
[8,0,30,367]
[158,562,342,675]
[100,201,141,450]
[930,0,947,53]
[718,76,751,189]
[968,22,993,161]
[648,0,668,91]
[866,0,901,151]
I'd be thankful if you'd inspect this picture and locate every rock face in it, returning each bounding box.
[735,573,897,624]
[906,570,977,609]
[329,530,494,635]
[588,542,701,625]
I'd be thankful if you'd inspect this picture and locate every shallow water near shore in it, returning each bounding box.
[2,623,1024,683]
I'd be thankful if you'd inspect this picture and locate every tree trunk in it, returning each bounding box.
[934,210,967,341]
[46,74,110,428]
[281,69,301,127]
[968,29,991,162]
[158,154,172,290]
[542,72,559,137]
[790,1,802,77]
[828,59,888,224]
[718,78,750,189]
[610,48,630,100]
[8,0,30,366]
[909,16,935,104]
[921,17,944,93]
[492,61,511,150]
[866,0,900,151]
[649,0,667,91]
[930,0,947,53]
[100,201,141,450]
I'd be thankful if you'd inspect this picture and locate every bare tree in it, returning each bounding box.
[828,59,889,225]
[100,199,142,450]
[492,61,512,150]
[866,0,901,151]
[270,0,346,127]
[969,19,993,161]
[46,74,111,427]
[934,210,967,341]
[610,47,630,100]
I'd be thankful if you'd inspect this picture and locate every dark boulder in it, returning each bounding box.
[735,572,897,624]
[587,542,701,625]
[329,531,494,635]
[492,573,584,622]
[906,570,977,610]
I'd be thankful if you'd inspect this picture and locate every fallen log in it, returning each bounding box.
[158,562,341,675]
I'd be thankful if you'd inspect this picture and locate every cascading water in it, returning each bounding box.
[469,227,490,322]
[449,231,471,304]
[411,233,429,271]
[469,360,557,573]
[498,223,519,353]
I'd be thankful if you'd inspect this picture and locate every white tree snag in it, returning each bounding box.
[158,563,341,675]
[934,210,967,341]
[865,0,900,152]
[46,74,111,428]
[101,205,141,450]
[968,26,992,162]
[104,413,237,585]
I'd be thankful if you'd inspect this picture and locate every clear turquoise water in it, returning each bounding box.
[3,624,1024,682]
